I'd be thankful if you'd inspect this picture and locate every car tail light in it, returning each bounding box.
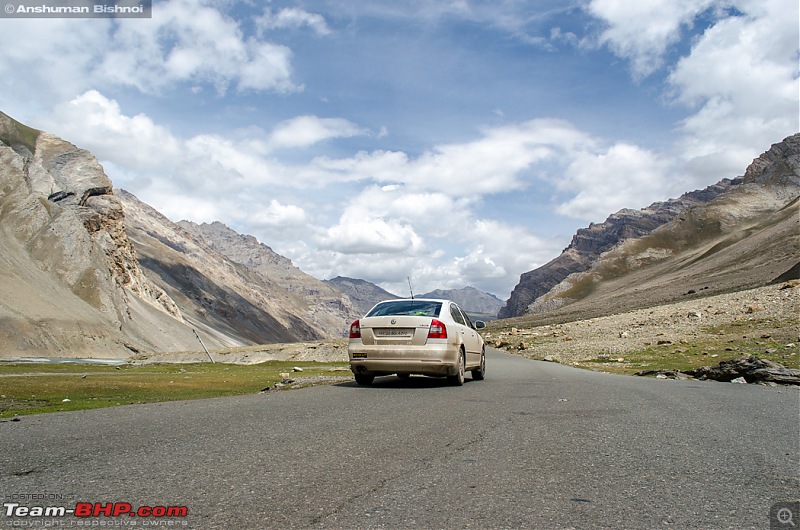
[349,320,361,339]
[427,319,447,339]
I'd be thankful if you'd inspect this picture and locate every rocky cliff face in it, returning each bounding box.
[499,179,739,318]
[500,133,800,322]
[0,112,189,357]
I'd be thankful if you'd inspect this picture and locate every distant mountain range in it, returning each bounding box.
[324,276,400,316]
[417,287,504,320]
[325,278,504,320]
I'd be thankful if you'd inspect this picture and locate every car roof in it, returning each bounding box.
[379,298,452,304]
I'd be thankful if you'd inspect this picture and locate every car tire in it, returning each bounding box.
[448,351,465,386]
[354,373,374,386]
[471,348,486,381]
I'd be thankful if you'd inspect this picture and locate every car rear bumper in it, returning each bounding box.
[348,341,460,377]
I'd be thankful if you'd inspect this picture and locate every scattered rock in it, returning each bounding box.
[261,375,353,392]
[634,369,690,380]
[292,366,304,372]
[686,355,800,385]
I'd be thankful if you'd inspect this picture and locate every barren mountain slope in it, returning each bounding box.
[499,179,739,318]
[119,192,325,345]
[0,112,197,358]
[505,133,800,326]
[177,220,360,337]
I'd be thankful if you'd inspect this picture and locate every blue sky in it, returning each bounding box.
[1,0,797,298]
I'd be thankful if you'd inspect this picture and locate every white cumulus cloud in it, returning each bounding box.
[256,7,332,36]
[269,115,369,149]
[668,0,799,182]
[586,0,718,77]
[556,143,672,221]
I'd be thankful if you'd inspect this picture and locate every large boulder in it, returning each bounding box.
[687,355,800,385]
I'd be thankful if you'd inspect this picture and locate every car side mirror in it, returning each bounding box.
[474,321,486,329]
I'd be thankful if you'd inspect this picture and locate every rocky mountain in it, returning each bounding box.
[0,111,361,358]
[324,276,399,316]
[175,220,360,336]
[0,112,193,357]
[500,133,800,324]
[420,287,504,319]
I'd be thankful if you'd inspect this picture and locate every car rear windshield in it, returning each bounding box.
[366,300,442,318]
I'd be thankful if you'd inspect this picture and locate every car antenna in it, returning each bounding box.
[407,276,415,299]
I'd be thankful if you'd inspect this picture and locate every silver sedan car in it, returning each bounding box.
[348,298,486,386]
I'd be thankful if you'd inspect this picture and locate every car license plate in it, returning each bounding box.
[375,328,413,338]
[352,353,367,359]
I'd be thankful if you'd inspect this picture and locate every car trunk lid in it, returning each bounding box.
[357,315,433,346]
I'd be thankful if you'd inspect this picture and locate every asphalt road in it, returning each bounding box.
[1,348,798,529]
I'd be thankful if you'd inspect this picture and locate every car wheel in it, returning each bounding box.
[471,348,486,381]
[448,351,465,386]
[354,373,374,386]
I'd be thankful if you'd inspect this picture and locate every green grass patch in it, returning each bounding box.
[0,360,350,418]
[574,332,798,376]
[0,114,41,153]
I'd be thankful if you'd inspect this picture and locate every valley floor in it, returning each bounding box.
[129,282,800,381]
